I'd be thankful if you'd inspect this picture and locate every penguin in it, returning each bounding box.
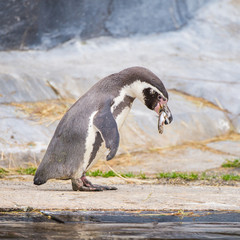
[34,66,173,191]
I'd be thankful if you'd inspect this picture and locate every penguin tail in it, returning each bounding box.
[33,170,47,185]
[33,177,46,185]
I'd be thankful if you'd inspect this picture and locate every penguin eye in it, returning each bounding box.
[158,95,162,101]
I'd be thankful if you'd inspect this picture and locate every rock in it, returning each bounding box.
[0,90,232,169]
[105,0,207,37]
[0,73,57,103]
[118,147,236,173]
[0,0,239,169]
[119,92,231,151]
[0,0,207,50]
[207,141,240,157]
[0,105,57,168]
[231,115,240,134]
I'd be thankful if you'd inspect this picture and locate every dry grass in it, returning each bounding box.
[11,98,75,125]
[149,132,240,155]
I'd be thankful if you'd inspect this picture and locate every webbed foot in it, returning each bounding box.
[71,176,117,191]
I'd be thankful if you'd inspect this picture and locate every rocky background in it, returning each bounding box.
[1,0,206,50]
[0,0,239,173]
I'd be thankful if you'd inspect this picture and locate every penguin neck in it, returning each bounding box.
[126,80,146,103]
[111,79,158,129]
[111,80,146,112]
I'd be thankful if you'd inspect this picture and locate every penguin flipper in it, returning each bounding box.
[93,103,119,161]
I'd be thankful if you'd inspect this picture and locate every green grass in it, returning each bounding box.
[1,166,240,183]
[16,167,37,175]
[222,174,240,181]
[156,172,199,181]
[86,170,118,178]
[221,159,240,168]
[121,172,135,178]
[102,170,117,178]
[157,172,178,179]
[156,171,240,182]
[138,172,147,179]
[0,168,8,174]
[86,169,104,177]
[0,168,8,178]
[86,170,240,182]
[86,170,141,178]
[86,170,148,179]
[200,172,216,181]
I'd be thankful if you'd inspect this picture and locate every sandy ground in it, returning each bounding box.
[0,176,239,212]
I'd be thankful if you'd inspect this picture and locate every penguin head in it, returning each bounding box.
[126,70,171,126]
[142,87,167,111]
[142,86,172,124]
[117,66,173,124]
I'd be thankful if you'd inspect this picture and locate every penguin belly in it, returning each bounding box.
[114,106,131,129]
[74,106,131,177]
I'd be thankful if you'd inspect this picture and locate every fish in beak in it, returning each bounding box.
[154,99,173,134]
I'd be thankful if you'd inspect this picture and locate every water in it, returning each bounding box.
[0,211,240,239]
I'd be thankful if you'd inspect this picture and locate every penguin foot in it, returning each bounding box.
[81,176,118,191]
[71,178,102,191]
[92,184,117,191]
[71,176,117,191]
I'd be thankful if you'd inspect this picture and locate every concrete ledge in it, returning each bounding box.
[0,177,239,211]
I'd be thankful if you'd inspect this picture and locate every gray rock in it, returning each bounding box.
[0,91,231,168]
[119,92,231,151]
[0,73,57,103]
[0,0,207,50]
[231,115,240,134]
[0,105,57,168]
[0,0,239,169]
[113,147,237,174]
[105,0,207,37]
[207,141,240,157]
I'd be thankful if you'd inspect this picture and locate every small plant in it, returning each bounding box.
[102,170,117,178]
[200,172,216,181]
[0,168,8,174]
[157,172,178,179]
[86,170,142,178]
[200,172,207,180]
[180,172,198,180]
[221,159,240,168]
[0,168,8,178]
[86,169,103,177]
[16,167,37,175]
[86,170,117,178]
[121,172,135,178]
[138,172,147,179]
[84,169,240,182]
[156,172,198,181]
[222,174,240,181]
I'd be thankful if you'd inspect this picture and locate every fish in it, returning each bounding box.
[158,107,168,134]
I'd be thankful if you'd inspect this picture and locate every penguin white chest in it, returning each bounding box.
[80,111,98,173]
[114,107,131,130]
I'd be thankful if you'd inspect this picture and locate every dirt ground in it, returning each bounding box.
[0,175,239,212]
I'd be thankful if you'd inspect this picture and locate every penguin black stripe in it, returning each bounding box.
[86,95,135,170]
[34,66,172,191]
[112,95,135,118]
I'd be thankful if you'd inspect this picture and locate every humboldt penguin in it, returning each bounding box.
[34,67,173,191]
